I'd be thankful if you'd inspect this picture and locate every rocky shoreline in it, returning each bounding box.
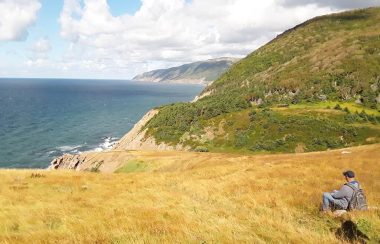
[49,109,188,171]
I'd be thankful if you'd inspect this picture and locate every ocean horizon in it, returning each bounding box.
[0,78,203,168]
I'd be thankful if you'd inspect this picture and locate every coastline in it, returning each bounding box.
[48,109,189,171]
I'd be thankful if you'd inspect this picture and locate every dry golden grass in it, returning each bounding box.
[1,144,380,243]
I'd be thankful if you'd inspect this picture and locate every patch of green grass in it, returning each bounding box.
[116,160,148,173]
[289,101,380,116]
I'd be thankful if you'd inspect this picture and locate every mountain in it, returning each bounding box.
[132,58,239,85]
[136,8,380,153]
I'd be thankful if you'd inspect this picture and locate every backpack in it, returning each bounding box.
[345,183,368,211]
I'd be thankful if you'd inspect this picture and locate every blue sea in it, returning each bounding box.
[0,79,203,168]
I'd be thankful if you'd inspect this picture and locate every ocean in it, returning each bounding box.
[0,78,203,168]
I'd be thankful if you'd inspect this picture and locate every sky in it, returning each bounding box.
[0,0,379,79]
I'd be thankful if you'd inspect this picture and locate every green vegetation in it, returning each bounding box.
[206,8,380,109]
[144,8,380,152]
[116,160,148,173]
[289,101,380,116]
[196,108,378,153]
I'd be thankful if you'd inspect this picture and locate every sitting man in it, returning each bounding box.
[322,170,360,212]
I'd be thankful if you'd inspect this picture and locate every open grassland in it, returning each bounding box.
[1,144,380,243]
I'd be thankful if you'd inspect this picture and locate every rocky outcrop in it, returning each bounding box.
[48,150,135,173]
[49,154,87,171]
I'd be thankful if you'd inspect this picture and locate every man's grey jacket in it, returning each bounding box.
[332,181,359,209]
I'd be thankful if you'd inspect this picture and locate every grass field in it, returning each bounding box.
[1,144,379,243]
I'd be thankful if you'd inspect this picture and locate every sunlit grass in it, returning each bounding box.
[1,144,379,243]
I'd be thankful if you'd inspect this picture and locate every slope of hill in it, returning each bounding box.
[2,144,380,242]
[141,8,380,153]
[132,58,239,85]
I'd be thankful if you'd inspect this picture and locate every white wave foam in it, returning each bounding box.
[57,145,83,152]
[46,150,57,156]
[53,137,119,156]
[91,136,119,152]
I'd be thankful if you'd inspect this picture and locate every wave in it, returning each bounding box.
[56,145,83,152]
[91,136,119,152]
[47,136,118,158]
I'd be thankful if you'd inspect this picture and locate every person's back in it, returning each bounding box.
[322,170,362,212]
[329,179,359,210]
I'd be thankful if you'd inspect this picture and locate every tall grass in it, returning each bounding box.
[1,144,379,243]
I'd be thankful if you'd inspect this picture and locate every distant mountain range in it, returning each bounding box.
[132,58,240,85]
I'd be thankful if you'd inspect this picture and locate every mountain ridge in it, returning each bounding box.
[132,57,239,85]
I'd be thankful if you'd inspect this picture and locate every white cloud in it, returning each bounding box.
[32,38,51,53]
[0,0,41,41]
[52,0,380,79]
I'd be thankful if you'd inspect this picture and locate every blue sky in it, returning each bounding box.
[0,0,379,79]
[0,0,143,78]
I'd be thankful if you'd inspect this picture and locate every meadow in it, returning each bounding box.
[1,144,379,243]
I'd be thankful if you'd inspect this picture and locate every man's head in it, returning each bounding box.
[343,170,355,182]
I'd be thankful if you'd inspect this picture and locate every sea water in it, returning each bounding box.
[0,78,203,168]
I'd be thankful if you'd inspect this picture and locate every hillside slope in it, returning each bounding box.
[142,8,380,153]
[204,8,380,107]
[2,144,380,242]
[132,58,239,85]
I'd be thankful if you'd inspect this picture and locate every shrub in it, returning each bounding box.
[194,146,209,152]
[334,104,342,110]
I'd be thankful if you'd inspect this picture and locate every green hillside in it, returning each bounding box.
[143,8,380,153]
[206,8,380,109]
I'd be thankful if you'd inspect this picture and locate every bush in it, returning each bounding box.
[194,146,209,152]
[344,114,362,123]
[249,110,257,121]
[334,104,342,110]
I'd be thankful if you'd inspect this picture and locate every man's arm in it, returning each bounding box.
[331,185,350,199]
